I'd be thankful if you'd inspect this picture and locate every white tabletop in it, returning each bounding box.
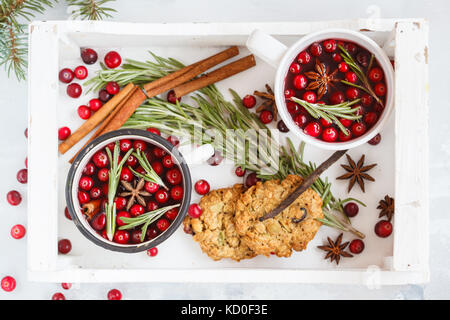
[0,0,448,300]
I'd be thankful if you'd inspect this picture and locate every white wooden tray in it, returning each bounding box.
[27,19,429,285]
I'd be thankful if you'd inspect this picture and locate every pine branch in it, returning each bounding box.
[66,0,116,20]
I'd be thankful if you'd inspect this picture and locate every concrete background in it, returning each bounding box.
[0,0,448,299]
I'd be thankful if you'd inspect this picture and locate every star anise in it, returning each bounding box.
[119,178,151,210]
[254,84,277,120]
[304,58,339,100]
[317,233,353,265]
[377,195,395,221]
[337,154,377,193]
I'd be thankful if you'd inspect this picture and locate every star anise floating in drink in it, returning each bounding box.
[317,233,353,265]
[304,59,339,100]
[254,84,278,120]
[119,178,151,210]
[337,154,377,192]
[377,195,394,221]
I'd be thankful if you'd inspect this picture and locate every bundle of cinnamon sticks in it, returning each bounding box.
[59,47,256,163]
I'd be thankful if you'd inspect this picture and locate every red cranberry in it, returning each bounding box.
[61,283,72,290]
[368,133,381,145]
[147,247,158,257]
[77,191,90,204]
[96,168,108,182]
[162,155,175,169]
[77,105,91,120]
[356,52,369,67]
[16,168,27,184]
[6,190,21,206]
[289,62,301,74]
[155,189,169,203]
[286,101,299,114]
[294,114,308,128]
[83,162,95,175]
[361,94,373,106]
[144,181,159,193]
[338,62,348,73]
[67,83,82,98]
[113,230,130,244]
[88,98,102,112]
[346,88,359,100]
[10,224,26,239]
[332,53,342,62]
[64,207,72,220]
[80,48,98,64]
[79,176,93,191]
[152,147,166,158]
[146,201,159,212]
[297,51,311,64]
[235,166,246,177]
[104,51,122,69]
[120,167,133,182]
[322,127,338,142]
[345,71,357,83]
[146,127,161,136]
[374,103,384,113]
[126,154,137,167]
[58,127,71,140]
[374,220,393,238]
[207,152,223,166]
[194,179,210,195]
[114,197,127,210]
[310,42,322,56]
[118,139,131,152]
[133,140,147,151]
[157,218,170,232]
[302,91,316,103]
[91,213,106,230]
[339,128,352,142]
[320,118,332,127]
[167,135,179,146]
[344,202,359,217]
[105,81,120,95]
[130,204,144,217]
[330,91,345,104]
[284,89,295,99]
[351,122,367,137]
[259,110,273,124]
[98,89,112,102]
[165,208,178,220]
[107,289,122,300]
[303,122,322,137]
[349,239,365,254]
[166,168,182,185]
[374,83,386,96]
[245,172,260,188]
[59,68,74,83]
[345,43,357,54]
[277,120,289,132]
[101,184,108,195]
[323,39,337,52]
[188,203,202,218]
[242,95,256,108]
[339,118,353,128]
[51,292,66,300]
[364,112,378,126]
[146,227,159,239]
[116,211,130,227]
[151,161,163,175]
[131,230,142,244]
[167,90,181,104]
[74,66,88,80]
[90,187,102,199]
[1,276,16,292]
[58,239,72,254]
[369,67,384,82]
[93,150,109,168]
[293,74,307,90]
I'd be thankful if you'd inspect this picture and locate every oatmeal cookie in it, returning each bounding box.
[234,175,323,257]
[183,184,256,261]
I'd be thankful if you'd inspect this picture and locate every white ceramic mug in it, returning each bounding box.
[246,29,395,150]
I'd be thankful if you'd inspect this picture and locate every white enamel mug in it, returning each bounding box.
[246,29,395,150]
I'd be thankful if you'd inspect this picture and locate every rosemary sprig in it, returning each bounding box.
[128,149,167,189]
[119,204,180,242]
[104,142,134,241]
[338,45,383,106]
[291,97,362,134]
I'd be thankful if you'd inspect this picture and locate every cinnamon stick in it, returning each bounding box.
[173,55,256,98]
[143,46,239,95]
[259,150,348,222]
[68,86,140,164]
[58,83,135,155]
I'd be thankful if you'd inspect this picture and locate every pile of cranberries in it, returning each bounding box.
[77,136,184,245]
[284,39,387,143]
